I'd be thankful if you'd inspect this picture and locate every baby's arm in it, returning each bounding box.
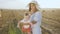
[17,19,24,29]
[28,22,33,25]
[17,21,21,28]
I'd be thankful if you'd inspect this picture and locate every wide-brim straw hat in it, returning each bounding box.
[27,0,40,10]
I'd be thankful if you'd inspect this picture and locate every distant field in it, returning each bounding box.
[0,9,60,34]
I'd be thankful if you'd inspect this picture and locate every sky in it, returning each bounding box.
[0,0,60,9]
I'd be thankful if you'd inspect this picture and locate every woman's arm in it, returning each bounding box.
[31,20,37,24]
[32,12,42,24]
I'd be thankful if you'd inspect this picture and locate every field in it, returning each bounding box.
[0,8,60,34]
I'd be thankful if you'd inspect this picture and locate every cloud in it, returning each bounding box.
[0,0,60,9]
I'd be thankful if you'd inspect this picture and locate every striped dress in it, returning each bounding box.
[30,11,42,34]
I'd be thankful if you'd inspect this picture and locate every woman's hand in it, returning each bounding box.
[32,20,37,24]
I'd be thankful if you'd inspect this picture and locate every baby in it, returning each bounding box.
[17,12,32,34]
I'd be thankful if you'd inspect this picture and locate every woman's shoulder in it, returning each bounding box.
[35,11,41,14]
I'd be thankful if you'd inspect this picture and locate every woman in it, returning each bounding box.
[28,1,42,34]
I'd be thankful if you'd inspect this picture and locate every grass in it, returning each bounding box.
[8,19,22,34]
[9,25,22,34]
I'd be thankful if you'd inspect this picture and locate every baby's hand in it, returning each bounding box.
[17,25,20,28]
[30,23,33,25]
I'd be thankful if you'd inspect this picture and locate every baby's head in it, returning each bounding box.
[24,12,30,20]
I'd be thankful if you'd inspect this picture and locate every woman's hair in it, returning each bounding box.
[29,3,38,12]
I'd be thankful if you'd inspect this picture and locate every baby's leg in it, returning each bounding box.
[27,32,31,34]
[22,31,27,34]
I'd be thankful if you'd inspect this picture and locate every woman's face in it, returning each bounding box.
[30,4,36,12]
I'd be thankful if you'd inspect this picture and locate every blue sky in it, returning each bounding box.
[0,0,60,9]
